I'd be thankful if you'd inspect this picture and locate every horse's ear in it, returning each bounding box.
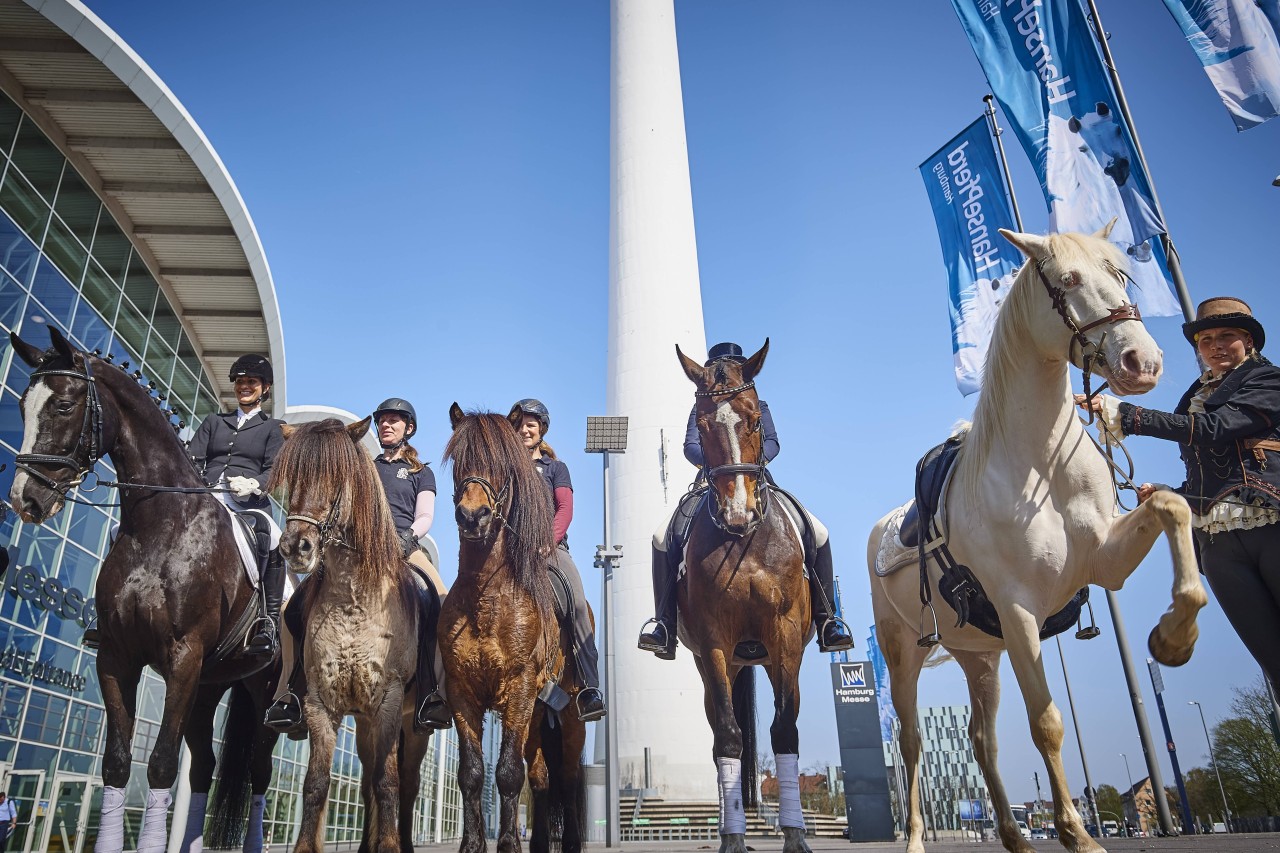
[10,331,44,368]
[48,325,76,361]
[742,338,769,382]
[281,424,297,440]
[449,402,465,429]
[347,416,372,443]
[999,229,1049,261]
[1093,218,1118,240]
[675,345,706,387]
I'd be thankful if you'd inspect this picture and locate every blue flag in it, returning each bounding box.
[952,0,1181,318]
[1162,0,1280,131]
[919,118,1020,395]
[866,626,897,744]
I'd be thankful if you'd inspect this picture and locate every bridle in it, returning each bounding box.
[16,357,105,496]
[453,475,514,537]
[694,380,770,536]
[286,490,351,556]
[1034,259,1142,418]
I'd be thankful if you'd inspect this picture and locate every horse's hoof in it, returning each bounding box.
[1148,620,1196,667]
[717,833,748,853]
[780,826,811,853]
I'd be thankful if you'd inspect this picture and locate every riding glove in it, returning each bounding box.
[228,476,263,499]
[398,528,418,558]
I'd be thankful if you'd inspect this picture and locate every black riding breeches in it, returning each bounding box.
[1197,524,1280,689]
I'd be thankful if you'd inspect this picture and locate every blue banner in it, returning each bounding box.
[1162,0,1280,131]
[952,0,1181,317]
[919,118,1020,396]
[866,625,898,744]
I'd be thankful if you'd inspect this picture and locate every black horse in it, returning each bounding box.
[7,327,280,853]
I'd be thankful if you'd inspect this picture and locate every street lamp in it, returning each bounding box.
[585,416,627,847]
[1119,753,1134,835]
[1188,701,1231,833]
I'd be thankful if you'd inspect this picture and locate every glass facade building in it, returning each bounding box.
[0,85,470,853]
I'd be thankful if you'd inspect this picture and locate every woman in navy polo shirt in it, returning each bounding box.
[509,399,606,722]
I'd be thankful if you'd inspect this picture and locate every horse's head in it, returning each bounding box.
[273,417,396,576]
[1001,225,1162,396]
[447,403,511,543]
[677,339,770,535]
[8,327,113,524]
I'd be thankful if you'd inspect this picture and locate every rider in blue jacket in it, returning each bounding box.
[637,341,854,659]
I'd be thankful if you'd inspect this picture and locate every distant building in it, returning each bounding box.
[1122,777,1159,835]
[885,705,990,832]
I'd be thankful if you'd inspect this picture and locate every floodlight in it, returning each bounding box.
[585,416,628,453]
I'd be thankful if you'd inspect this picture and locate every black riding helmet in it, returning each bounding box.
[508,398,550,436]
[373,397,417,439]
[229,354,272,403]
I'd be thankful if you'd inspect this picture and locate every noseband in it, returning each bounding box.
[16,359,105,495]
[454,475,513,535]
[694,381,770,536]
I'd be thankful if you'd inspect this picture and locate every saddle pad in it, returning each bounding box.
[874,504,918,577]
[215,493,280,590]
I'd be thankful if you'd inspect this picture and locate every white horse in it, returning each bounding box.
[868,227,1206,853]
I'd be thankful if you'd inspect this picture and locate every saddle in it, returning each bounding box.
[910,433,1090,642]
[203,512,276,672]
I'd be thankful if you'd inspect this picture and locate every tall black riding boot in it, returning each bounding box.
[265,582,307,739]
[414,582,451,732]
[637,545,678,660]
[811,541,854,653]
[573,629,606,722]
[246,547,285,660]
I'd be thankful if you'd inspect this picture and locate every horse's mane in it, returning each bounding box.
[961,232,1129,486]
[444,411,555,610]
[269,419,401,583]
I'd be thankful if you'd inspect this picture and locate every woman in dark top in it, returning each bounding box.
[1082,297,1280,687]
[509,398,606,722]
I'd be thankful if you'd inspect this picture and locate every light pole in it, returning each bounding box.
[1189,701,1232,833]
[1120,753,1134,835]
[586,416,628,847]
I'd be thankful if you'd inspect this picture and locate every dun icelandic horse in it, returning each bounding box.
[7,327,281,853]
[441,405,587,853]
[673,340,812,853]
[868,228,1206,853]
[270,418,435,853]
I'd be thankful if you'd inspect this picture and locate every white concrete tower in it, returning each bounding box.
[608,0,713,800]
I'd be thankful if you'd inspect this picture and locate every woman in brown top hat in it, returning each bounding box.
[1080,296,1280,686]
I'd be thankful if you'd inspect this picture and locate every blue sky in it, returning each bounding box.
[85,0,1279,806]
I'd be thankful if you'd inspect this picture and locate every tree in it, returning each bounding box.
[1094,784,1123,826]
[1183,766,1225,826]
[1212,677,1280,817]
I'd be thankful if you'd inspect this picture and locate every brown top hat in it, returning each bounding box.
[1182,296,1265,351]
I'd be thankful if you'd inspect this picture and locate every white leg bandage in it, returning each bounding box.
[243,794,266,853]
[94,786,127,853]
[776,753,805,829]
[136,788,173,853]
[179,792,207,853]
[716,757,747,835]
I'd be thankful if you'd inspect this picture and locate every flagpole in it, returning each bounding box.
[1083,0,1195,323]
[983,94,1025,231]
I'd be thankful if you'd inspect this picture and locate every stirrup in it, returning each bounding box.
[415,691,452,731]
[818,616,855,652]
[917,604,941,648]
[576,687,606,722]
[245,616,278,652]
[264,692,305,738]
[636,618,669,650]
[1075,598,1101,640]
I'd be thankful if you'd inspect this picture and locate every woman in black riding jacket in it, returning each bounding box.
[509,398,606,722]
[636,341,854,660]
[184,354,285,660]
[1084,297,1280,689]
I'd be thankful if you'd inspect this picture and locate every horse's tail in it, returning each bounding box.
[732,666,758,810]
[207,681,257,848]
[532,713,586,851]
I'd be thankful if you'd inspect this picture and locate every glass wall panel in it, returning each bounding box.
[122,255,157,318]
[53,171,99,246]
[113,296,150,359]
[80,261,120,326]
[90,219,129,283]
[10,120,62,199]
[21,691,68,745]
[0,169,51,240]
[42,217,88,286]
[0,272,27,331]
[0,210,39,285]
[0,92,21,158]
[29,258,77,329]
[70,297,111,356]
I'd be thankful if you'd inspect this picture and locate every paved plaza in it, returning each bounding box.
[405,835,1280,853]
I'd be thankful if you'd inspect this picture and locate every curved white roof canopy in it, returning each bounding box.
[0,0,286,413]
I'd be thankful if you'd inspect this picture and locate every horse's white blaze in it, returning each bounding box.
[715,401,748,517]
[9,381,52,505]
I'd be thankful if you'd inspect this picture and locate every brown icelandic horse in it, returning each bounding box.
[674,340,813,853]
[6,327,280,853]
[270,418,435,853]
[441,405,587,853]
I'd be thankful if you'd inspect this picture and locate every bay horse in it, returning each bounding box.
[270,418,435,853]
[868,227,1206,853]
[441,405,587,853]
[673,340,811,853]
[7,327,282,853]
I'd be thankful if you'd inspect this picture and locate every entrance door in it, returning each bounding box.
[39,775,96,853]
[4,770,45,853]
